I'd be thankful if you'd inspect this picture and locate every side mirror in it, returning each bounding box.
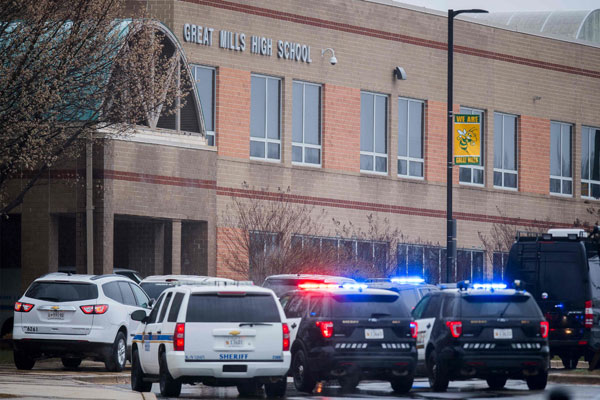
[148,298,155,308]
[131,309,148,322]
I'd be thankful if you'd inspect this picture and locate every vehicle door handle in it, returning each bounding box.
[291,323,297,329]
[426,324,431,329]
[156,330,161,334]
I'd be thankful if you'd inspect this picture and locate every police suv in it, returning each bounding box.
[413,282,549,391]
[130,282,291,398]
[365,277,440,310]
[281,283,418,394]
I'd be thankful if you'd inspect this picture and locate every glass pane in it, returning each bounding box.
[250,76,265,138]
[494,113,503,169]
[407,246,424,277]
[408,100,423,158]
[292,82,303,143]
[357,241,373,263]
[195,67,214,131]
[503,115,516,171]
[582,127,589,180]
[305,84,320,145]
[459,167,471,183]
[396,244,407,275]
[398,99,408,157]
[550,178,561,194]
[562,125,571,177]
[207,133,215,146]
[398,159,407,175]
[267,142,280,160]
[376,156,387,173]
[305,147,320,164]
[593,129,600,181]
[472,252,484,282]
[250,140,265,158]
[582,181,589,197]
[593,183,600,199]
[375,95,387,154]
[409,161,423,177]
[267,78,280,139]
[473,168,484,184]
[494,170,502,186]
[563,180,572,195]
[360,154,373,171]
[360,93,374,152]
[504,172,517,188]
[456,250,471,281]
[550,122,561,176]
[292,145,302,162]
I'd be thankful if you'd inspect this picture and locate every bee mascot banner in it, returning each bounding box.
[454,114,481,165]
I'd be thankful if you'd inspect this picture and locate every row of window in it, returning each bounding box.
[192,65,600,198]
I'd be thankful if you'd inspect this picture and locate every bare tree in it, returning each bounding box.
[0,0,188,215]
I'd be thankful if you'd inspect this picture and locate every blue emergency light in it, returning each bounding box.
[390,277,425,284]
[472,283,507,290]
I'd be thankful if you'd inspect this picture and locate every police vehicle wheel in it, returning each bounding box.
[526,370,548,390]
[105,331,127,372]
[61,357,82,369]
[560,355,579,369]
[486,375,507,390]
[264,378,286,398]
[292,349,317,393]
[390,375,414,393]
[131,349,152,392]
[338,374,360,393]
[159,351,182,397]
[13,349,35,370]
[236,379,262,397]
[427,351,449,392]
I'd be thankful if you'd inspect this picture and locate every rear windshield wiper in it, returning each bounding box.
[370,312,391,318]
[239,322,273,327]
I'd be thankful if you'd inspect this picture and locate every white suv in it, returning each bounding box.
[130,283,291,398]
[13,273,151,371]
[140,275,234,300]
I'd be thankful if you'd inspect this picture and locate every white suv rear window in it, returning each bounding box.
[25,282,98,302]
[186,293,281,323]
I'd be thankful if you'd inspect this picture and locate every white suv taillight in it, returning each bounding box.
[80,304,109,314]
[174,323,185,351]
[282,323,290,351]
[14,302,34,312]
[585,300,593,328]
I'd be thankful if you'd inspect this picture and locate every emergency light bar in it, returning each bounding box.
[341,283,368,291]
[390,277,425,284]
[472,283,507,290]
[298,283,339,290]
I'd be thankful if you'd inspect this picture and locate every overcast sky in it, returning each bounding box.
[393,0,599,12]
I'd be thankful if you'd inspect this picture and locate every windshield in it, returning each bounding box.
[186,293,281,323]
[25,281,98,302]
[330,294,409,318]
[140,282,173,300]
[460,295,542,318]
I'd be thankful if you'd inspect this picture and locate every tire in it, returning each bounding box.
[292,349,317,393]
[104,331,127,372]
[61,357,82,369]
[338,374,360,393]
[131,349,152,392]
[390,375,414,394]
[486,375,508,390]
[560,355,579,370]
[264,378,286,398]
[13,349,35,370]
[236,379,262,397]
[427,350,449,392]
[159,351,182,397]
[526,370,548,391]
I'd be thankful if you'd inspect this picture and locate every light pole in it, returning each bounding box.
[447,9,487,283]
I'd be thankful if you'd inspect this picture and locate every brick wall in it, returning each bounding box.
[519,116,550,195]
[216,67,251,159]
[425,100,446,183]
[216,226,249,279]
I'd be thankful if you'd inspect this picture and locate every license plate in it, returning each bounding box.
[225,338,244,348]
[365,329,384,339]
[494,328,512,339]
[47,311,64,320]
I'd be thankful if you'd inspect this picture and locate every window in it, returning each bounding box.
[292,81,321,165]
[167,292,185,322]
[457,249,484,282]
[494,113,518,189]
[26,282,98,302]
[186,294,281,323]
[360,92,388,173]
[130,283,150,308]
[102,282,123,303]
[158,292,172,323]
[459,107,484,185]
[147,293,165,324]
[192,65,216,146]
[250,75,281,161]
[117,281,137,306]
[397,244,446,284]
[550,121,572,195]
[582,126,600,199]
[398,98,424,178]
[492,252,508,282]
[249,231,279,275]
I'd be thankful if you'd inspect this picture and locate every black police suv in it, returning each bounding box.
[505,228,600,369]
[282,285,418,394]
[412,282,549,392]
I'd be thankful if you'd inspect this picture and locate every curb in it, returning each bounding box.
[73,374,130,385]
[549,373,600,385]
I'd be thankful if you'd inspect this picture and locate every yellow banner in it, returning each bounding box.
[454,114,481,165]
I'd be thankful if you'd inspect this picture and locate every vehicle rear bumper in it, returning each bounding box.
[440,347,549,377]
[13,338,112,360]
[166,351,291,380]
[307,347,417,377]
[549,337,590,354]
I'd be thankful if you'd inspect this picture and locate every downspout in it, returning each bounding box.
[86,133,94,274]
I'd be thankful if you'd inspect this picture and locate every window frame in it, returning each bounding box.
[360,91,388,175]
[493,112,519,191]
[581,125,600,200]
[192,64,216,146]
[250,74,282,162]
[292,80,322,167]
[458,106,485,187]
[397,97,425,180]
[549,121,573,197]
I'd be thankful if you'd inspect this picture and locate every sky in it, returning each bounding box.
[393,0,600,12]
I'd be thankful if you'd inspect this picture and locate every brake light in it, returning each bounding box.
[316,321,334,338]
[14,302,34,312]
[80,305,109,314]
[585,300,593,328]
[410,321,418,339]
[540,321,549,338]
[446,321,462,338]
[282,323,290,351]
[174,323,185,351]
